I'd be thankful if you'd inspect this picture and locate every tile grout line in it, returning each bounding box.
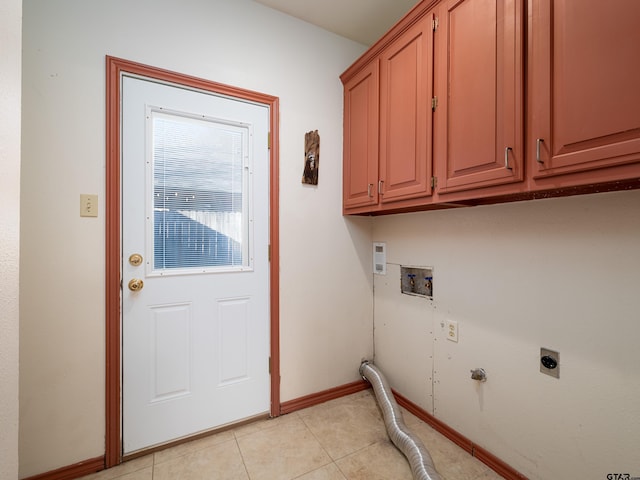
[77,391,502,480]
[297,403,392,480]
[295,413,338,479]
[232,429,253,480]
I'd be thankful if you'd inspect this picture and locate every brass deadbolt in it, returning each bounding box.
[128,278,144,292]
[129,253,143,266]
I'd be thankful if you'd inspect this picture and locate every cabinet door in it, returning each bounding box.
[343,61,379,211]
[529,0,640,181]
[379,16,434,203]
[435,0,524,194]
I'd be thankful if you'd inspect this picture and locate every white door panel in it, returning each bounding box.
[121,76,270,454]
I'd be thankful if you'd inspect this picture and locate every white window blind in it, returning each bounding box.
[151,110,249,273]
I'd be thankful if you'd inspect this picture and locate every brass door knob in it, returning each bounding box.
[128,278,144,292]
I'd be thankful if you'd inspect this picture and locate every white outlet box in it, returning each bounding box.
[446,319,459,342]
[373,242,386,275]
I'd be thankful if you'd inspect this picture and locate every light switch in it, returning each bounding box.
[80,194,98,217]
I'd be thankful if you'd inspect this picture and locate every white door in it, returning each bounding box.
[121,75,271,454]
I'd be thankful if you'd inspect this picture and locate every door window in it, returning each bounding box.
[149,108,252,275]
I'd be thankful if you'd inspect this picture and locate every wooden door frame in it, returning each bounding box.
[105,56,280,467]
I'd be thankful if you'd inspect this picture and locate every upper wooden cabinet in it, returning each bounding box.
[343,60,379,211]
[434,0,524,196]
[342,11,435,214]
[342,0,640,215]
[528,0,640,188]
[379,15,434,204]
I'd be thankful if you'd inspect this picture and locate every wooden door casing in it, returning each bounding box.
[105,56,281,467]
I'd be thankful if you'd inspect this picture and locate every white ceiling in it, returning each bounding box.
[253,0,420,45]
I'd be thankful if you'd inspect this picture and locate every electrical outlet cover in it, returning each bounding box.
[540,348,559,378]
[445,319,458,342]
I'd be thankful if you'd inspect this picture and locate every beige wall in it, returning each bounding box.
[372,190,640,479]
[22,2,639,479]
[20,0,372,476]
[1,0,22,479]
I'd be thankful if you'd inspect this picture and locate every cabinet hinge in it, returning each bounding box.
[268,244,271,262]
[268,132,272,150]
[431,96,438,111]
[432,17,439,31]
[268,356,271,374]
[431,176,438,188]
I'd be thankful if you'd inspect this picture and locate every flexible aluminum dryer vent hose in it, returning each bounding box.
[360,360,442,480]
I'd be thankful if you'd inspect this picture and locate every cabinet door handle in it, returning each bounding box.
[367,183,373,197]
[504,147,513,170]
[536,138,544,164]
[378,180,384,195]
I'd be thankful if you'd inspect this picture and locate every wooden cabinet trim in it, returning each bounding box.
[340,0,440,85]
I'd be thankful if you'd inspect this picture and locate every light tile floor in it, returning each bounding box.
[80,390,503,480]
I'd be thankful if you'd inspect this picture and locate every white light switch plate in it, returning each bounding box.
[80,194,98,217]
